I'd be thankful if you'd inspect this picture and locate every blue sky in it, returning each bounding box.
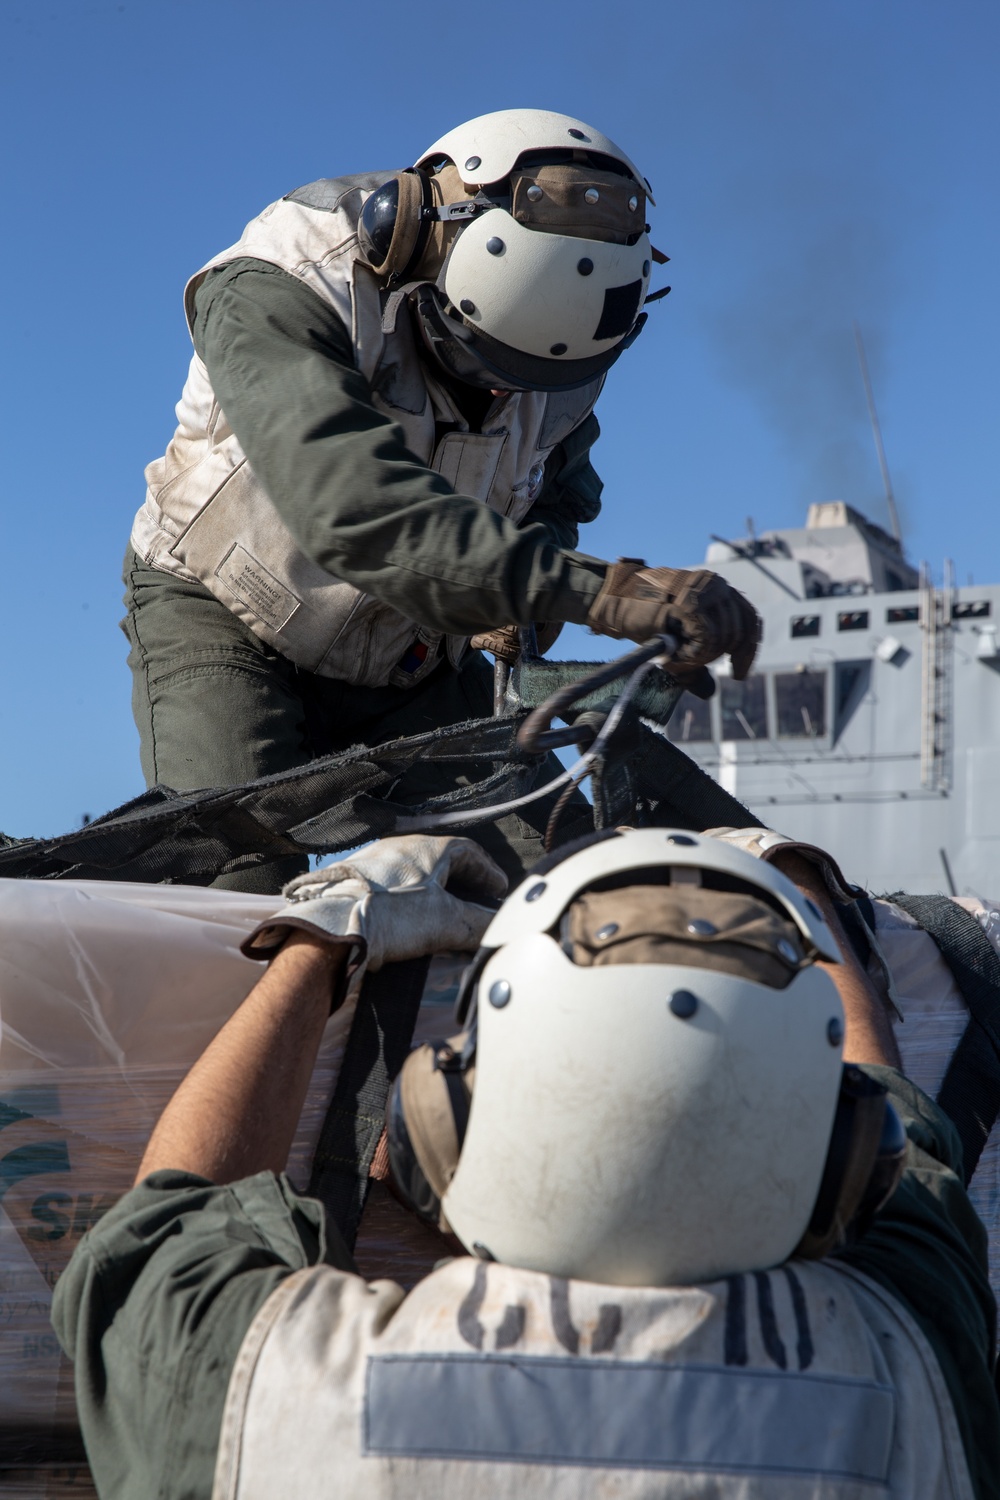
[1,0,997,838]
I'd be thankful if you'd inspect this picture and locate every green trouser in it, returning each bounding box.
[122,553,592,893]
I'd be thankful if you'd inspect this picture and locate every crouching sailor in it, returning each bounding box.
[53,831,1000,1498]
[123,106,760,892]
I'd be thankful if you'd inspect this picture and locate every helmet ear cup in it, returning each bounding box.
[357,168,433,283]
[795,1065,906,1259]
[385,1034,473,1231]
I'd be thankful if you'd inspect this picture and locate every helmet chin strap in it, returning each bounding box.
[411,283,643,394]
[411,285,527,391]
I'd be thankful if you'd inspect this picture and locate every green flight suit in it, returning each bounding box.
[124,261,606,890]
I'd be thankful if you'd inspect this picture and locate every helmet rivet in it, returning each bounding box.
[642,259,651,278]
[666,834,697,846]
[687,919,716,937]
[584,188,600,205]
[486,236,505,256]
[577,257,594,276]
[595,922,619,940]
[550,342,568,356]
[464,155,482,172]
[777,938,799,964]
[525,881,547,902]
[460,298,477,316]
[669,989,699,1019]
[488,980,512,1009]
[568,128,589,141]
[628,194,639,211]
[827,1017,844,1047]
[526,184,544,202]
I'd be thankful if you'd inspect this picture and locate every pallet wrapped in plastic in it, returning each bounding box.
[3,878,999,1495]
[0,877,459,1497]
[874,895,1000,1299]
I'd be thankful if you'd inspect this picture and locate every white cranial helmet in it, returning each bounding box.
[440,828,848,1286]
[357,109,661,392]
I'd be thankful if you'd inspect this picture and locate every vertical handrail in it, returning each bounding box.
[920,564,953,792]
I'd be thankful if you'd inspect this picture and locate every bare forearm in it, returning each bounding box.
[773,853,901,1069]
[137,935,346,1184]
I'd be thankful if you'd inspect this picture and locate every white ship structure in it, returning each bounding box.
[665,501,1000,897]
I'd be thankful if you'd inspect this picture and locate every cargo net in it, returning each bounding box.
[0,709,755,886]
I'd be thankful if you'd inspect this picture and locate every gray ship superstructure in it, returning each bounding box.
[665,502,1000,895]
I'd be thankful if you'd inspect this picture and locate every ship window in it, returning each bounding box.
[887,606,919,623]
[791,615,821,638]
[837,610,869,631]
[720,675,767,740]
[834,661,871,737]
[666,691,713,743]
[953,600,990,619]
[775,670,827,738]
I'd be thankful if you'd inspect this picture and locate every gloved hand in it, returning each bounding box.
[703,826,860,902]
[587,559,761,679]
[241,836,509,986]
[470,621,563,664]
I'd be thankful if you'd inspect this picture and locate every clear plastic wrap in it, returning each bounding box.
[874,896,1000,1302]
[0,878,462,1495]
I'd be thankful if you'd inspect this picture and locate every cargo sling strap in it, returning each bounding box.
[0,712,755,885]
[309,956,431,1251]
[885,893,1000,1188]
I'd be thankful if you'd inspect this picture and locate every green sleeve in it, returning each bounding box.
[836,1067,1000,1500]
[51,1169,354,1500]
[192,259,607,635]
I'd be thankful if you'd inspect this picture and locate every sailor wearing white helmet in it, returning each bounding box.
[123,108,759,892]
[53,830,998,1498]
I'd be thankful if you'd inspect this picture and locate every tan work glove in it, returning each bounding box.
[241,836,509,993]
[470,621,563,664]
[703,826,861,902]
[587,559,761,679]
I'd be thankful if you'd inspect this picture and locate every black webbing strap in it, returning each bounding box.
[309,955,431,1250]
[835,892,879,970]
[0,1425,88,1468]
[891,893,1000,1186]
[632,726,757,832]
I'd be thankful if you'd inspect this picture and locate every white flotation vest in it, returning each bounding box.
[131,174,602,688]
[212,1254,973,1500]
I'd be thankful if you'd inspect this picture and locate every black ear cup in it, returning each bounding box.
[357,168,433,283]
[795,1065,905,1259]
[385,1035,473,1230]
[385,1067,442,1225]
[357,178,401,268]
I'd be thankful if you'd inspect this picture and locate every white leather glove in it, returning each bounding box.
[241,836,508,985]
[702,827,861,902]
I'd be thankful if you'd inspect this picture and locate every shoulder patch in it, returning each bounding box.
[284,172,394,213]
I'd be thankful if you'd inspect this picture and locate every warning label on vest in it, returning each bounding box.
[217,545,301,632]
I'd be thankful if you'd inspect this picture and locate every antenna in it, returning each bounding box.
[853,322,902,545]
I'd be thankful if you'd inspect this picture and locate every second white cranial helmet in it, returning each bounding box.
[356,109,664,392]
[387,828,905,1287]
